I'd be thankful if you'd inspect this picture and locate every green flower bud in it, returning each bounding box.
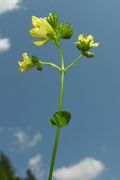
[46,13,58,30]
[58,22,74,39]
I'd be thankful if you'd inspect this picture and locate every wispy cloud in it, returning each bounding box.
[13,129,42,150]
[53,157,105,180]
[0,0,22,15]
[28,154,44,179]
[0,37,11,53]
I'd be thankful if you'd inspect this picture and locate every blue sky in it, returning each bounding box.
[0,0,120,179]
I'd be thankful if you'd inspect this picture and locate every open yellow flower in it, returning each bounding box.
[76,34,99,57]
[29,16,56,46]
[18,53,36,72]
[77,34,99,51]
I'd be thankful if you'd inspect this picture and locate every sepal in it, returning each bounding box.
[37,61,43,71]
[83,51,94,58]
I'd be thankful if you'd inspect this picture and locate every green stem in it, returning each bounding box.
[58,70,64,111]
[48,45,65,180]
[40,61,61,71]
[64,54,83,72]
[58,44,65,69]
[48,127,60,180]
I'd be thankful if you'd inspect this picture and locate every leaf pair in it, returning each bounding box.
[50,111,71,128]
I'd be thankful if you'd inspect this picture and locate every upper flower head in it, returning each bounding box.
[76,34,99,58]
[18,53,42,72]
[29,16,56,46]
[29,13,74,47]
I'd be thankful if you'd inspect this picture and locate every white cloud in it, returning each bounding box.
[0,0,22,15]
[13,129,42,149]
[53,157,105,180]
[28,154,44,179]
[0,37,11,53]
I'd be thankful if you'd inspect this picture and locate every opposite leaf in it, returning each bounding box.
[50,111,71,128]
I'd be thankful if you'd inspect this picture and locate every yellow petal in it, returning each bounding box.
[29,28,47,38]
[39,18,54,33]
[19,66,26,72]
[78,34,84,41]
[87,35,94,41]
[32,16,42,28]
[33,39,48,46]
[91,42,100,48]
[32,16,54,34]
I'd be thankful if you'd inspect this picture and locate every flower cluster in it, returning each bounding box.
[18,13,100,72]
[29,13,74,46]
[75,34,99,58]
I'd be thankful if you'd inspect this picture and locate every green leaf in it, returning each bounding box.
[58,23,74,39]
[49,111,71,127]
[47,13,58,30]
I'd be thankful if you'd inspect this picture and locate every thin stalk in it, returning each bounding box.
[58,70,64,111]
[48,45,65,180]
[48,127,60,180]
[64,54,83,72]
[40,61,61,71]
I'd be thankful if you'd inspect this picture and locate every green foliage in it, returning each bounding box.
[0,152,37,180]
[25,169,36,180]
[50,111,71,127]
[0,152,16,180]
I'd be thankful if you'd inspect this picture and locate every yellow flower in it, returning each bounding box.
[18,53,36,72]
[29,16,56,46]
[76,34,99,57]
[77,34,99,50]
